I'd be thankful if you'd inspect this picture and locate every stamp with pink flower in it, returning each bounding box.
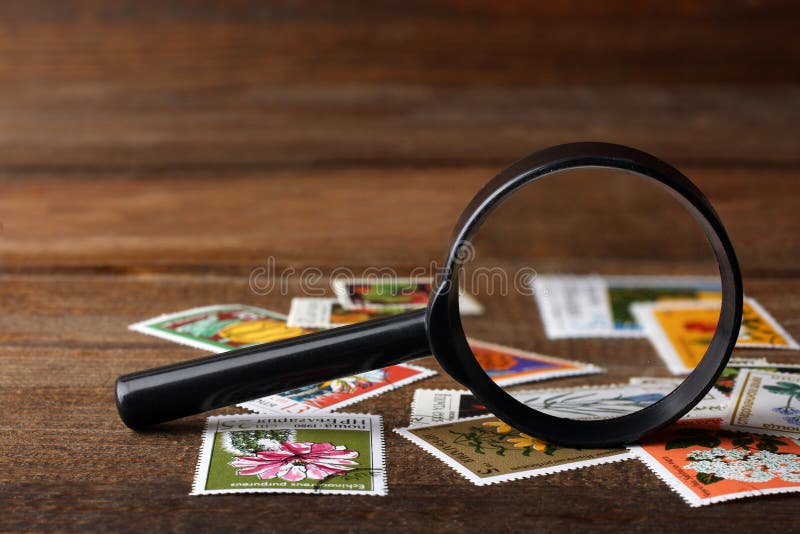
[230,442,359,482]
[192,413,387,496]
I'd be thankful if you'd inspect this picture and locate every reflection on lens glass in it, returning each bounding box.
[459,168,722,421]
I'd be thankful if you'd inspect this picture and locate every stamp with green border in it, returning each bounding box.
[192,413,386,496]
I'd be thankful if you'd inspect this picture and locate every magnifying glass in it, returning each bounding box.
[116,142,742,447]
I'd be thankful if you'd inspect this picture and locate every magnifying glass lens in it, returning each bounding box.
[459,167,722,421]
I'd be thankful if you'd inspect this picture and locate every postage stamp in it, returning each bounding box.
[409,384,728,427]
[738,298,800,349]
[192,413,386,496]
[238,363,435,415]
[626,377,729,419]
[287,297,406,329]
[629,418,800,506]
[467,338,601,387]
[130,304,435,414]
[409,389,488,427]
[531,275,720,339]
[129,304,311,352]
[394,415,631,485]
[715,362,800,397]
[332,277,483,315]
[722,369,800,439]
[632,298,800,374]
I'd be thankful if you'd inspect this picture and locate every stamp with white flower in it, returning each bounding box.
[192,413,386,496]
[629,418,800,506]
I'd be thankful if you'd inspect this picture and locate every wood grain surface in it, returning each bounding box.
[1,1,799,532]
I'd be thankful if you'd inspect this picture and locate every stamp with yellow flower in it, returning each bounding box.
[395,415,631,485]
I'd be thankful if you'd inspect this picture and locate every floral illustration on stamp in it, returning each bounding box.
[230,441,360,483]
[395,415,630,485]
[193,414,387,496]
[629,419,800,506]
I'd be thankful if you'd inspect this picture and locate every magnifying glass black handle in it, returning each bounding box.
[115,309,430,430]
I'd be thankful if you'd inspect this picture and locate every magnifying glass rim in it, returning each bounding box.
[426,142,743,448]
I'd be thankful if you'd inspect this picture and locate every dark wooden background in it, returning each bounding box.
[1,1,799,532]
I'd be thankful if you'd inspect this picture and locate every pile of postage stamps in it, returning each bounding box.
[128,276,800,506]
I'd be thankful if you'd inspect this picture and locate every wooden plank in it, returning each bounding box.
[0,86,796,171]
[0,3,798,525]
[0,274,798,530]
[0,1,796,84]
[0,167,798,280]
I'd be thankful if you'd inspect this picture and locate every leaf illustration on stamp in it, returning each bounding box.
[765,382,800,426]
[741,305,780,344]
[449,421,564,458]
[662,427,796,485]
[664,428,721,450]
[754,435,787,454]
[449,423,514,456]
[515,390,667,419]
[223,429,298,455]
[311,466,385,492]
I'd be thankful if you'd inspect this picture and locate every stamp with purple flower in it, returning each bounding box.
[722,369,800,439]
[192,413,386,496]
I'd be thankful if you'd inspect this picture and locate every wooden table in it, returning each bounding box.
[1,2,799,532]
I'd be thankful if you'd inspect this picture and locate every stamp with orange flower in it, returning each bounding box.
[394,415,630,485]
[192,413,386,496]
[532,274,721,339]
[467,339,601,387]
[631,298,799,374]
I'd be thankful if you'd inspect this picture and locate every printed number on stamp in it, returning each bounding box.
[192,413,387,496]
